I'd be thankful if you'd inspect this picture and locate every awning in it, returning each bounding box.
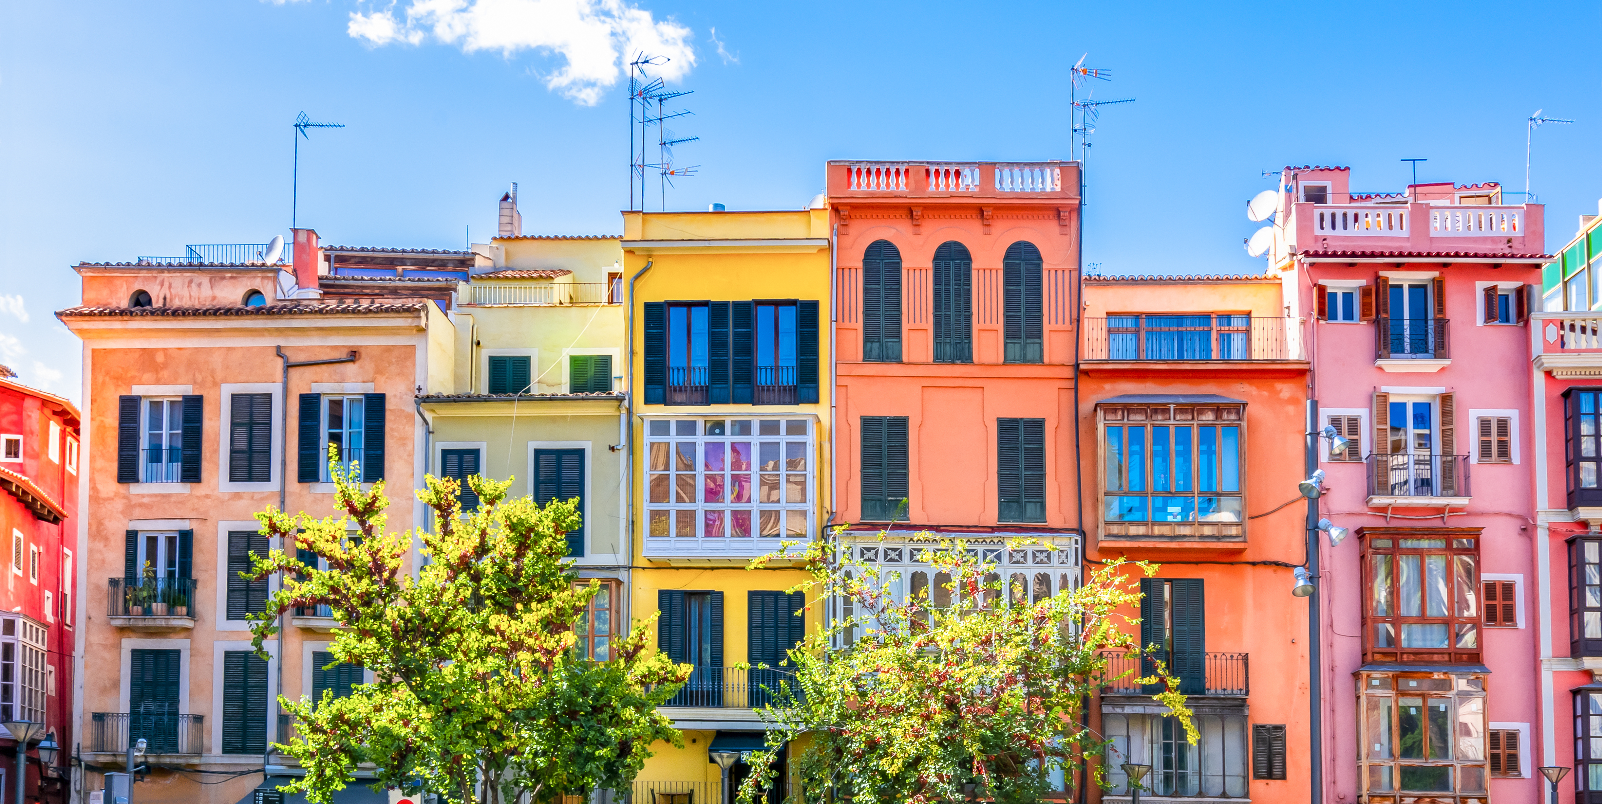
[708,731,769,754]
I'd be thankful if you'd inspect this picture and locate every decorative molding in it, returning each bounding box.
[909,206,922,234]
[980,206,993,233]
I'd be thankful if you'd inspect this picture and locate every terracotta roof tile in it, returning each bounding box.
[322,275,462,284]
[473,269,574,279]
[0,466,66,524]
[1084,273,1274,282]
[79,262,281,269]
[56,301,428,318]
[492,235,620,241]
[322,245,475,255]
[1285,165,1350,172]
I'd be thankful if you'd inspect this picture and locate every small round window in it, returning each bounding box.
[243,290,266,307]
[129,290,153,308]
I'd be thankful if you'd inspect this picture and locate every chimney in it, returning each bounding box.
[292,228,321,289]
[498,183,522,237]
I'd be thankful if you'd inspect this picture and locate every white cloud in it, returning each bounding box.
[709,27,736,65]
[348,0,695,105]
[0,295,26,324]
[27,362,63,393]
[0,333,22,363]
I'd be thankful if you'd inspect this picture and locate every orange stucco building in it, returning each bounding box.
[1078,274,1312,803]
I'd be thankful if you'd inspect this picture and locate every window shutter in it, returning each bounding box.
[708,302,731,403]
[887,417,909,521]
[1478,417,1496,463]
[313,650,363,703]
[125,530,139,581]
[1003,242,1044,363]
[129,649,181,715]
[533,449,585,556]
[222,650,268,754]
[1253,724,1287,779]
[1171,578,1206,695]
[1138,578,1164,691]
[1328,415,1361,462]
[798,300,820,403]
[1483,580,1516,627]
[591,354,613,394]
[362,393,385,482]
[568,355,592,394]
[227,531,269,620]
[732,301,754,404]
[177,395,203,483]
[1495,416,1511,463]
[230,393,274,483]
[709,591,725,671]
[441,449,481,511]
[118,395,141,483]
[1372,392,1391,496]
[1489,729,1521,777]
[747,591,781,667]
[1022,418,1046,522]
[933,242,974,363]
[509,356,531,395]
[658,590,686,662]
[1484,285,1498,323]
[1317,288,1329,321]
[1516,284,1530,324]
[643,302,667,404]
[860,417,886,521]
[1432,275,1447,319]
[298,394,321,483]
[488,355,509,394]
[1359,285,1376,322]
[997,418,1023,522]
[1438,393,1456,495]
[862,241,902,363]
[177,529,192,580]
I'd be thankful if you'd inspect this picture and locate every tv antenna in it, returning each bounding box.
[1400,158,1426,201]
[628,54,668,211]
[647,87,699,210]
[1068,54,1134,191]
[292,112,345,229]
[1526,109,1573,200]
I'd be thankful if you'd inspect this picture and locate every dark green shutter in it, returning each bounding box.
[997,418,1024,522]
[860,417,909,522]
[533,449,585,557]
[222,650,268,754]
[297,394,321,483]
[177,530,192,580]
[797,300,820,403]
[117,396,140,483]
[1139,578,1165,694]
[863,241,902,363]
[489,355,532,394]
[748,591,805,708]
[709,302,732,404]
[1022,418,1046,522]
[125,530,139,581]
[441,449,481,511]
[362,393,385,482]
[488,355,509,394]
[1253,724,1287,780]
[128,649,180,712]
[933,241,974,363]
[708,591,724,671]
[568,355,591,394]
[591,354,613,393]
[731,301,754,404]
[643,302,667,404]
[658,590,685,662]
[1171,578,1206,695]
[1003,241,1043,364]
[230,393,273,483]
[226,531,269,620]
[312,650,363,703]
[179,395,203,483]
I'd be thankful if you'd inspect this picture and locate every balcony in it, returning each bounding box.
[827,161,1078,201]
[659,666,797,718]
[107,577,197,630]
[1365,454,1471,507]
[141,447,184,483]
[292,603,338,632]
[1294,201,1541,256]
[90,712,205,757]
[1534,312,1602,376]
[1083,316,1294,362]
[462,281,616,306]
[667,366,709,406]
[1099,651,1249,697]
[1374,317,1449,371]
[632,782,717,804]
[136,243,290,266]
[754,365,797,405]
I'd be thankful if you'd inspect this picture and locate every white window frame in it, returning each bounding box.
[300,640,375,703]
[209,638,278,758]
[65,436,77,475]
[435,441,488,519]
[27,544,38,585]
[0,435,21,464]
[560,347,622,394]
[641,415,816,557]
[46,422,59,464]
[1468,408,1521,464]
[218,383,282,493]
[1481,573,1526,629]
[1300,181,1332,203]
[479,348,539,395]
[46,664,55,697]
[526,440,594,559]
[0,616,46,727]
[1473,281,1526,327]
[42,591,52,624]
[320,395,368,482]
[215,521,278,632]
[1318,407,1370,465]
[117,638,190,716]
[1318,279,1367,324]
[139,396,186,484]
[1488,721,1531,778]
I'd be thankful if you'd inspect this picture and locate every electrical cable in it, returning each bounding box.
[1247,495,1306,520]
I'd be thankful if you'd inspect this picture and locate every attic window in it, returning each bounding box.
[243,290,266,307]
[1302,185,1329,204]
[129,290,153,308]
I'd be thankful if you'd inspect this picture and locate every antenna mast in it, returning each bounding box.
[1525,109,1573,200]
[292,112,345,229]
[648,88,699,210]
[1068,56,1133,201]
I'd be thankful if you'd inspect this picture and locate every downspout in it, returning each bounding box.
[1071,161,1090,804]
[625,260,653,621]
[826,223,839,636]
[414,398,434,501]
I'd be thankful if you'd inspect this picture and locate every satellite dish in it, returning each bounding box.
[262,235,284,265]
[1246,226,1275,257]
[1247,189,1278,222]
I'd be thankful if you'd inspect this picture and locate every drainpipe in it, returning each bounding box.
[625,260,653,617]
[1304,399,1324,804]
[414,397,434,504]
[271,347,357,773]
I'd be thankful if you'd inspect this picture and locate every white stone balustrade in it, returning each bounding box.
[1314,206,1409,237]
[1430,207,1523,236]
[847,163,908,192]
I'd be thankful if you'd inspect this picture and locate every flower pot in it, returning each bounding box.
[174,606,188,617]
[129,606,144,617]
[152,603,169,616]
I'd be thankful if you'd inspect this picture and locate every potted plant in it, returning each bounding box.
[125,584,143,617]
[171,589,189,618]
[138,562,160,616]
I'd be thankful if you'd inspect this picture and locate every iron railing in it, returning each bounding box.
[754,365,798,405]
[108,577,197,618]
[660,666,797,709]
[141,447,184,483]
[1099,651,1249,697]
[465,282,616,306]
[294,602,334,619]
[632,782,715,804]
[136,244,289,265]
[1376,316,1449,359]
[91,712,205,755]
[667,366,709,406]
[1082,316,1292,361]
[1366,453,1471,498]
[322,448,365,482]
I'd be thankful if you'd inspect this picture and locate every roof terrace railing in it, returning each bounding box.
[136,244,290,265]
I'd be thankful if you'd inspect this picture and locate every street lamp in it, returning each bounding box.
[1298,469,1326,499]
[2,720,45,804]
[126,737,147,804]
[1317,518,1349,547]
[1291,566,1316,597]
[1121,763,1151,804]
[710,750,741,804]
[1539,766,1570,804]
[1318,425,1352,458]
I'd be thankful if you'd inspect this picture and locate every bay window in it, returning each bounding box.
[1100,400,1245,541]
[1358,672,1488,804]
[1362,533,1481,665]
[1572,536,1602,658]
[1577,687,1602,804]
[643,417,813,556]
[1565,388,1601,509]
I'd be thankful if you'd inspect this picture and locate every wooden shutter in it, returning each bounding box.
[709,590,725,671]
[732,301,754,404]
[1374,276,1393,359]
[933,242,974,363]
[1317,288,1329,320]
[590,354,613,393]
[533,449,585,556]
[178,395,203,483]
[1359,285,1376,322]
[222,650,268,754]
[643,302,667,404]
[568,355,592,394]
[798,300,820,403]
[1022,418,1046,522]
[1170,578,1206,695]
[1483,580,1516,627]
[863,241,902,363]
[657,590,686,662]
[1432,275,1447,319]
[1328,415,1361,462]
[362,393,385,482]
[709,301,731,404]
[177,529,193,581]
[1372,392,1391,495]
[1478,417,1512,464]
[1003,242,1044,363]
[128,648,180,712]
[860,417,886,521]
[887,417,909,521]
[488,355,509,394]
[226,531,269,620]
[118,395,141,483]
[124,530,139,581]
[1488,729,1521,777]
[1438,393,1456,495]
[1484,285,1499,323]
[441,449,481,511]
[997,418,1023,522]
[297,394,321,483]
[312,650,363,703]
[230,393,273,483]
[1253,724,1287,780]
[489,355,531,394]
[1516,284,1530,324]
[1138,578,1164,692]
[747,591,804,667]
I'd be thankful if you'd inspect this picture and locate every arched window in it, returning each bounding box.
[932,241,973,363]
[1003,241,1043,363]
[862,240,902,362]
[242,290,266,307]
[129,290,152,308]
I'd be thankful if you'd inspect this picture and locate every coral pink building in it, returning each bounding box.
[1265,166,1549,804]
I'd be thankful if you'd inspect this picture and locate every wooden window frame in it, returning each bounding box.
[574,579,621,661]
[1481,579,1518,628]
[1252,724,1287,780]
[1488,728,1521,778]
[1098,403,1246,541]
[1356,671,1490,799]
[1475,416,1513,465]
[1564,388,1602,509]
[1105,312,1256,360]
[1328,414,1363,462]
[1360,531,1481,665]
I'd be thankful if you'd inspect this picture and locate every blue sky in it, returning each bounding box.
[1,0,1598,403]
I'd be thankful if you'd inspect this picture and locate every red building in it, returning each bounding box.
[0,367,79,803]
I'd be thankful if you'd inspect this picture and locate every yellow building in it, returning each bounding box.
[623,207,831,803]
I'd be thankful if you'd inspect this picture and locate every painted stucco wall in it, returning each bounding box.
[78,266,283,309]
[451,305,625,396]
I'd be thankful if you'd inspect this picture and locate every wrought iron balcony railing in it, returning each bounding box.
[754,364,798,405]
[108,577,197,619]
[659,666,797,709]
[1366,453,1470,499]
[141,447,184,483]
[666,366,709,406]
[1376,316,1449,360]
[1099,651,1249,697]
[91,712,205,755]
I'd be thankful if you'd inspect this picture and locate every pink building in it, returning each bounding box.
[1266,166,1550,804]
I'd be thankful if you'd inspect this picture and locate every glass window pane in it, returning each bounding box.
[1152,427,1170,492]
[1221,426,1240,492]
[690,306,709,367]
[1456,622,1478,648]
[786,473,807,503]
[1366,697,1393,759]
[1399,697,1425,758]
[675,442,695,471]
[674,511,695,538]
[1374,623,1395,648]
[1401,623,1450,648]
[704,473,725,503]
[759,474,780,503]
[648,474,669,503]
[759,420,781,436]
[649,442,669,471]
[649,420,670,436]
[1456,556,1477,618]
[759,442,780,471]
[786,442,806,471]
[1107,427,1126,492]
[1174,427,1192,492]
[1196,496,1242,522]
[729,442,752,471]
[703,443,725,472]
[1371,555,1394,616]
[1399,765,1452,792]
[1153,496,1194,523]
[1425,555,1448,617]
[786,510,807,537]
[1368,764,1394,792]
[1399,555,1422,617]
[1426,699,1452,759]
[729,474,751,503]
[1456,697,1484,760]
[1129,427,1146,492]
[648,510,669,536]
[1198,426,1218,492]
[730,510,751,538]
[703,510,725,538]
[759,510,782,537]
[1105,496,1148,522]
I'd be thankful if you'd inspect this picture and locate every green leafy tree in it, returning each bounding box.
[738,531,1195,804]
[247,456,689,804]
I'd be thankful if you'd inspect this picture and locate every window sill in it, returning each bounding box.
[1570,505,1602,522]
[309,482,375,494]
[642,537,801,561]
[107,615,195,631]
[1367,495,1471,508]
[1375,358,1451,373]
[291,616,340,633]
[1102,522,1245,541]
[218,481,279,493]
[129,482,191,495]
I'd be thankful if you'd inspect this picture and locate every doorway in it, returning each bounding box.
[1387,282,1435,357]
[1387,399,1438,495]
